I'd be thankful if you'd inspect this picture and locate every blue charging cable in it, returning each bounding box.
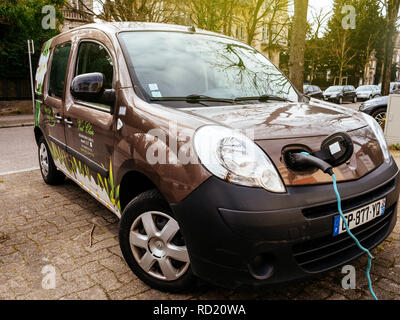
[299,152,378,299]
[331,173,378,300]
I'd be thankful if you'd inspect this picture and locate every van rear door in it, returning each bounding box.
[35,39,71,163]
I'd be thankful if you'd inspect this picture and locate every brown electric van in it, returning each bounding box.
[33,22,399,292]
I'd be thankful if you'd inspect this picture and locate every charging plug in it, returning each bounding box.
[290,152,333,175]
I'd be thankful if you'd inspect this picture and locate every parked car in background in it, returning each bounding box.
[356,85,381,101]
[323,85,357,104]
[393,83,400,94]
[359,95,388,129]
[303,84,323,100]
[377,82,400,94]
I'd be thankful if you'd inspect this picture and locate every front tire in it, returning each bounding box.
[119,189,195,292]
[38,136,64,185]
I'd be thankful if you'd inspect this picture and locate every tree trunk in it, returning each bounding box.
[288,0,309,92]
[382,0,400,95]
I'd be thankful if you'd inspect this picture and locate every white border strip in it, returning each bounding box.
[0,167,40,176]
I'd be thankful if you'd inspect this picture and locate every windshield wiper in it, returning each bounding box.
[150,94,235,104]
[234,94,289,102]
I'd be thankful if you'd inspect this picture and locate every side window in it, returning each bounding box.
[49,42,71,98]
[75,41,113,89]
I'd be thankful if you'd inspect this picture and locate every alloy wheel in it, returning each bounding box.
[39,143,49,177]
[129,211,190,281]
[374,112,386,130]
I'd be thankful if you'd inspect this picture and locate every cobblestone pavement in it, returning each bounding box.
[0,167,399,300]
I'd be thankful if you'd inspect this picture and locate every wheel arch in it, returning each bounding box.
[34,127,44,145]
[118,169,163,212]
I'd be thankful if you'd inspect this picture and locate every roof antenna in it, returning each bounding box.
[188,25,196,33]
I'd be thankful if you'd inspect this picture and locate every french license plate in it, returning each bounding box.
[333,198,386,236]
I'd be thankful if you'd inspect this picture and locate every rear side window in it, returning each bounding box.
[48,42,71,98]
[75,41,113,89]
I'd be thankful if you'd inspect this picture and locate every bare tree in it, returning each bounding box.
[92,0,180,23]
[332,29,356,83]
[288,0,309,91]
[306,8,329,83]
[184,0,239,35]
[381,0,400,95]
[234,0,289,47]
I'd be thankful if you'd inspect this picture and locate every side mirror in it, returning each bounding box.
[71,72,116,111]
[71,72,104,101]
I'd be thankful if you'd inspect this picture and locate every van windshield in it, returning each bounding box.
[119,31,299,105]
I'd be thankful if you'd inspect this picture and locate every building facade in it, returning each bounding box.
[363,33,400,85]
[393,34,400,82]
[61,0,94,32]
[232,1,289,67]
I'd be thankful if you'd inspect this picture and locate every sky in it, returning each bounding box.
[306,0,334,36]
[308,0,334,14]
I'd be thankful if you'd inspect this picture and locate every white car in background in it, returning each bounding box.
[356,85,381,101]
[377,82,400,94]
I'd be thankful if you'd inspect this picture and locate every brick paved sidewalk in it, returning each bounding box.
[0,170,399,300]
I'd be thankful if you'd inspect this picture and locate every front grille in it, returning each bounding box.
[293,204,396,273]
[302,178,395,219]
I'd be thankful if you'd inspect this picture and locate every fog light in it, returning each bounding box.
[248,254,274,280]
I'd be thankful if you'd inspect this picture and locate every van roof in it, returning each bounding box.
[56,21,231,40]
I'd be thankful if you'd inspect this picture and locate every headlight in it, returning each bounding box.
[193,125,286,192]
[361,113,390,163]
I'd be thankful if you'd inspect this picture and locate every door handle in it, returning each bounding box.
[64,118,73,125]
[54,114,62,120]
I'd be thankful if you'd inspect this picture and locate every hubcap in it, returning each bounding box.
[374,112,386,130]
[129,211,190,281]
[39,143,49,177]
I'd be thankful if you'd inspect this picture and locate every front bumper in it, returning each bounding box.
[171,158,399,288]
[323,96,339,102]
[357,94,370,101]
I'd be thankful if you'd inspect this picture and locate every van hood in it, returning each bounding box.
[183,99,367,140]
[181,99,384,186]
